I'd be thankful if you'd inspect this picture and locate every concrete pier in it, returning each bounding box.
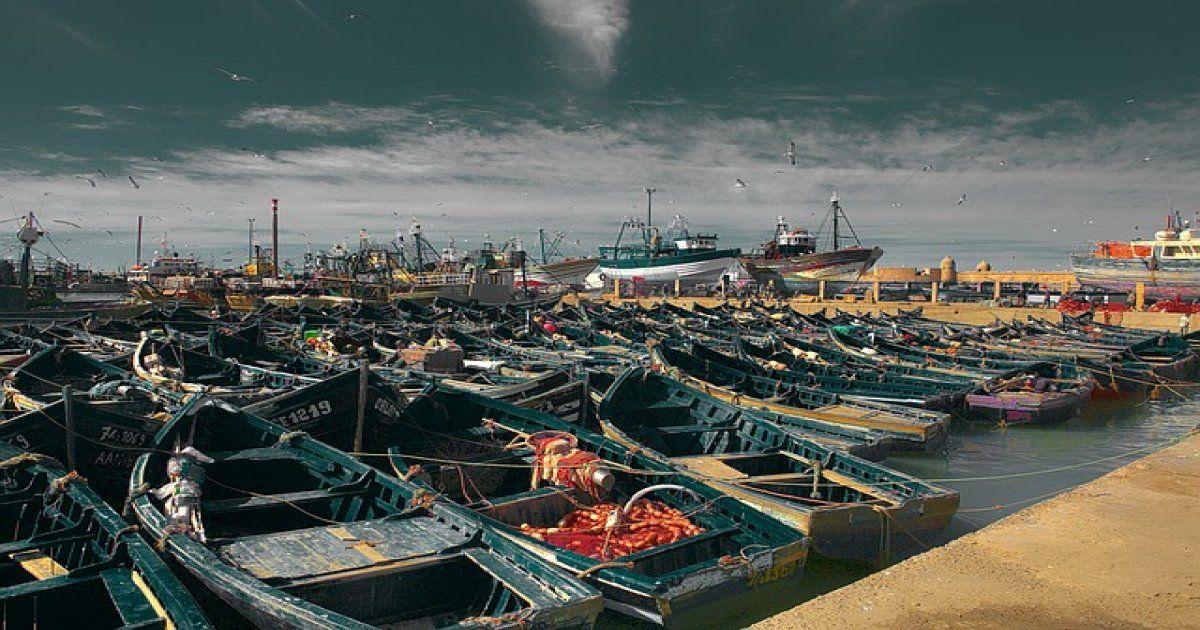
[586,296,1189,332]
[753,431,1200,629]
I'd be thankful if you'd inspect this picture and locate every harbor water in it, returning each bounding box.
[600,394,1199,629]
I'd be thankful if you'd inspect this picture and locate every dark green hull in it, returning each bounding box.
[390,386,810,626]
[0,442,211,629]
[599,368,960,566]
[129,397,602,629]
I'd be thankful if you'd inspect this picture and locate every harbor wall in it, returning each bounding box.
[752,431,1200,629]
[582,296,1189,332]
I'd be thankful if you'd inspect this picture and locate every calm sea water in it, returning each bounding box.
[600,394,1199,629]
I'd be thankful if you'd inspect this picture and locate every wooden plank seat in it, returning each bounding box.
[216,517,475,585]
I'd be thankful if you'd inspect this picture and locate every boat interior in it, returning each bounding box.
[600,371,939,508]
[149,402,547,628]
[0,457,164,628]
[397,391,768,579]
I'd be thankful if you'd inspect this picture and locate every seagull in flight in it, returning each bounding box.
[96,168,107,178]
[128,175,140,189]
[734,178,749,188]
[1142,156,1152,162]
[212,65,257,82]
[75,175,96,187]
[345,13,372,20]
[785,141,796,166]
[957,194,968,205]
[52,219,83,229]
[1126,98,1136,104]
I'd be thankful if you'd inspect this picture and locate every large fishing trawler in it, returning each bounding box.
[596,215,740,285]
[596,188,741,287]
[741,193,883,287]
[1072,212,1200,299]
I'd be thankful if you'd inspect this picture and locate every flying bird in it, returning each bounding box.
[96,169,107,178]
[1142,156,1152,162]
[104,230,114,235]
[734,178,748,188]
[628,104,641,114]
[785,141,796,166]
[922,164,935,172]
[52,219,83,229]
[1126,98,1136,104]
[128,175,140,189]
[212,65,257,82]
[345,13,372,20]
[75,175,96,187]
[957,194,968,205]
[997,160,1006,166]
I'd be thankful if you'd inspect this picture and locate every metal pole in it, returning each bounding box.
[247,218,255,270]
[354,360,369,453]
[62,385,76,471]
[136,215,144,265]
[271,198,280,279]
[644,187,656,227]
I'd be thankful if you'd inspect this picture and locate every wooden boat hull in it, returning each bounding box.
[129,398,603,630]
[0,397,165,504]
[391,387,810,626]
[599,368,960,566]
[0,443,210,629]
[965,388,1091,425]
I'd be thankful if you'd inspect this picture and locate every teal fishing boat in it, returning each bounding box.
[597,208,740,287]
[651,344,949,452]
[0,396,167,504]
[598,368,960,565]
[128,397,603,629]
[388,386,809,626]
[0,442,211,628]
[3,344,168,418]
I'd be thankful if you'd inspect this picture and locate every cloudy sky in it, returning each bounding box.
[1,1,1198,270]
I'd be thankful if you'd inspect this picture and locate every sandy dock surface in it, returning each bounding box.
[754,430,1200,629]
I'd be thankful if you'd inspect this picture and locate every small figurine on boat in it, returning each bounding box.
[154,446,214,542]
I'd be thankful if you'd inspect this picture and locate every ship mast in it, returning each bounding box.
[831,192,840,251]
[825,191,863,251]
[644,187,656,245]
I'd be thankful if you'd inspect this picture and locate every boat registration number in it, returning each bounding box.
[276,400,334,428]
[750,560,798,586]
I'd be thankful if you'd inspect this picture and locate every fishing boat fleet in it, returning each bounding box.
[0,289,1195,628]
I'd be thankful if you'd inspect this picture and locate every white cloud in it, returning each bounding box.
[230,104,420,134]
[60,105,106,118]
[527,0,630,78]
[4,99,1200,270]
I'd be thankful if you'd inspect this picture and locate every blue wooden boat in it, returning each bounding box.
[652,344,949,452]
[128,397,602,629]
[598,367,960,565]
[389,386,809,626]
[0,442,211,628]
